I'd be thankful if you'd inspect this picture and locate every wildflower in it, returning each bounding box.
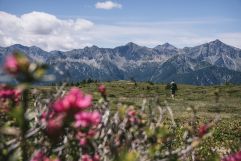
[198,124,209,137]
[52,98,70,113]
[93,154,100,161]
[127,109,139,124]
[4,53,30,75]
[4,54,19,74]
[76,94,92,109]
[43,157,60,161]
[52,88,92,113]
[98,84,106,94]
[0,86,21,102]
[31,150,45,161]
[46,113,65,136]
[0,85,21,111]
[79,138,87,146]
[81,154,93,161]
[127,109,136,117]
[75,111,101,128]
[222,151,241,161]
[81,154,99,161]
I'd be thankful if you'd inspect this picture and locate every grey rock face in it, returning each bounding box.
[0,40,241,85]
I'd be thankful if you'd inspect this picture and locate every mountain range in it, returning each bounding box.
[1,39,241,85]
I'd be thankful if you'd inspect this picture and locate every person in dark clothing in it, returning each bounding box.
[170,80,177,99]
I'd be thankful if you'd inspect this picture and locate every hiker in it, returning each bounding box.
[170,80,177,99]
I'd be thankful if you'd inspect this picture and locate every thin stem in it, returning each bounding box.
[21,89,29,161]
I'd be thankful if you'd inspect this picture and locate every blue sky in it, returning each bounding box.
[0,0,241,51]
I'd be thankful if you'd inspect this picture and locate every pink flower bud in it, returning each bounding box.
[31,150,45,161]
[79,138,87,146]
[46,114,65,136]
[93,154,100,161]
[198,124,208,137]
[128,110,136,117]
[81,154,93,161]
[98,84,106,94]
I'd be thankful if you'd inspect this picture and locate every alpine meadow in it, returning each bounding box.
[0,0,241,161]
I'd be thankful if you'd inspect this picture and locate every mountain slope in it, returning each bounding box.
[0,40,241,85]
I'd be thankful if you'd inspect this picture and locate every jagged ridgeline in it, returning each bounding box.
[1,39,241,85]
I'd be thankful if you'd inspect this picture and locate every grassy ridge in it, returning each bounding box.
[76,81,241,117]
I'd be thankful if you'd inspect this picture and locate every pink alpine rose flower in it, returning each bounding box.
[98,84,106,94]
[4,54,19,74]
[127,110,136,117]
[198,124,209,137]
[81,154,93,161]
[93,154,100,161]
[43,157,60,161]
[222,151,241,161]
[76,94,92,109]
[46,114,65,136]
[90,111,102,125]
[51,87,92,113]
[31,150,45,161]
[75,111,101,128]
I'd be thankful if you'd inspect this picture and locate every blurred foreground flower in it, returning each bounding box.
[81,153,100,161]
[52,87,92,113]
[4,54,19,74]
[4,52,46,82]
[31,150,60,161]
[0,84,21,112]
[222,151,241,161]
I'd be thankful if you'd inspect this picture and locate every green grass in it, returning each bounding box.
[33,81,241,159]
[37,81,241,118]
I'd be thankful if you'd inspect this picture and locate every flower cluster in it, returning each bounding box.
[31,151,60,161]
[3,52,46,82]
[42,87,101,147]
[75,111,101,128]
[52,87,92,113]
[81,154,100,161]
[0,84,21,111]
[127,108,140,124]
[222,151,241,161]
[75,111,101,146]
[4,53,29,75]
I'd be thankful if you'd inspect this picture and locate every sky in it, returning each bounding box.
[0,0,241,51]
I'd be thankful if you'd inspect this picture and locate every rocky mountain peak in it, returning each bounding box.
[154,43,177,51]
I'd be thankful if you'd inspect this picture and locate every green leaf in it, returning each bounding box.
[9,106,24,128]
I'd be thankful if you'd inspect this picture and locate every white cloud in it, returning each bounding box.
[95,1,122,10]
[0,11,240,51]
[0,11,94,51]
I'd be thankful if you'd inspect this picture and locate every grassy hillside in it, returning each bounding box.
[23,81,240,160]
[64,81,240,117]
